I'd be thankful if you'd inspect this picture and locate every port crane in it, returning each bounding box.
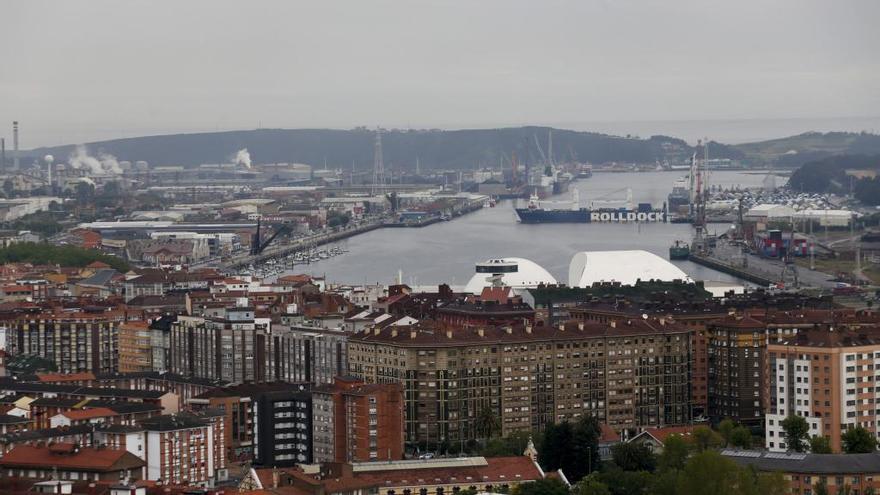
[251,218,293,255]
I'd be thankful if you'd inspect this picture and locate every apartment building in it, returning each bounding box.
[348,318,692,446]
[312,376,404,463]
[253,385,313,467]
[765,328,880,452]
[142,412,227,487]
[6,312,124,374]
[119,322,152,373]
[707,315,766,427]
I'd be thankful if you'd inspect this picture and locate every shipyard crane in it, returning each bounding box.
[251,218,293,255]
[533,134,548,165]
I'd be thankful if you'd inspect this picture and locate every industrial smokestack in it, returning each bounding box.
[1,138,5,171]
[12,121,19,170]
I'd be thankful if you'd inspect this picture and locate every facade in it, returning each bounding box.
[170,311,271,384]
[269,326,349,384]
[141,413,226,486]
[765,329,880,452]
[119,322,152,373]
[348,319,692,446]
[707,315,766,426]
[6,313,123,374]
[312,376,404,463]
[724,449,880,494]
[253,385,313,467]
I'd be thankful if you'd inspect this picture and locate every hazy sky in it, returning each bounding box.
[2,0,879,147]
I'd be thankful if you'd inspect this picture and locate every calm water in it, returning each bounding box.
[297,170,784,287]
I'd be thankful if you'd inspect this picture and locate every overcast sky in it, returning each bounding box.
[2,0,879,147]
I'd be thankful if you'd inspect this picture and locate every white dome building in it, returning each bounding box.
[464,257,557,294]
[568,250,691,288]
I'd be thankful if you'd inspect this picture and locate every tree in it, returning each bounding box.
[574,478,611,495]
[729,426,752,449]
[842,426,877,453]
[512,478,569,495]
[482,431,532,457]
[718,419,736,446]
[814,478,830,495]
[658,434,688,472]
[538,421,572,477]
[692,426,722,452]
[676,451,740,495]
[569,415,601,481]
[476,406,501,439]
[810,435,832,454]
[611,442,656,472]
[592,467,654,495]
[781,415,810,452]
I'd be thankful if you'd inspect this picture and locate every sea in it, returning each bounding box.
[291,170,784,288]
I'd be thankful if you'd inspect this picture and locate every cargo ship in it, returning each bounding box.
[669,240,691,260]
[515,190,666,224]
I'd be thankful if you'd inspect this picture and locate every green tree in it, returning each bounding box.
[574,478,611,495]
[569,415,601,481]
[692,426,722,452]
[718,419,736,446]
[658,434,689,472]
[814,479,830,495]
[842,426,877,453]
[475,406,501,439]
[593,468,654,495]
[676,451,740,495]
[810,435,832,454]
[512,478,569,495]
[729,426,752,449]
[611,442,656,472]
[538,421,572,477]
[781,415,810,452]
[482,431,533,457]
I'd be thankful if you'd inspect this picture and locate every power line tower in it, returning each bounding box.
[371,129,385,196]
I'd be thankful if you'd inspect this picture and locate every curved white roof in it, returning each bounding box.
[464,257,557,294]
[568,250,691,288]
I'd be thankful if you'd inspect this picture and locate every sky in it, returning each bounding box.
[2,0,879,147]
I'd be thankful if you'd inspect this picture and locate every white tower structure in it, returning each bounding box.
[371,129,385,196]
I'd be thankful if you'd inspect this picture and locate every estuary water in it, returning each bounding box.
[297,170,783,287]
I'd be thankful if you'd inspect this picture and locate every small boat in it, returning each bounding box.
[669,240,691,260]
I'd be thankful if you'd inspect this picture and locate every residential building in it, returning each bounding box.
[141,412,226,486]
[765,328,880,452]
[348,318,692,446]
[724,449,880,494]
[0,444,145,482]
[312,376,404,463]
[253,385,313,467]
[119,322,152,373]
[707,315,766,426]
[5,312,124,375]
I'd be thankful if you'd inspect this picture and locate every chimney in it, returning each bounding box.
[558,323,565,331]
[1,137,5,170]
[373,327,380,336]
[525,324,532,334]
[446,329,453,339]
[505,326,512,334]
[391,329,398,338]
[477,328,484,337]
[610,320,616,328]
[272,468,279,489]
[12,121,18,170]
[410,330,417,339]
[578,322,584,331]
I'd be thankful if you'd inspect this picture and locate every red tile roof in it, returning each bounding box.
[0,445,144,471]
[36,372,96,383]
[60,407,118,421]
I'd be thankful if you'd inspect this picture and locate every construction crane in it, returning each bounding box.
[251,219,293,255]
[533,134,548,165]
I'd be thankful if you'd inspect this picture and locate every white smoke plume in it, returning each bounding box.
[67,145,123,175]
[233,148,252,169]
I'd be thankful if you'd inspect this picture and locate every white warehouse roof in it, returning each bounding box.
[568,250,691,287]
[464,257,557,294]
[745,204,796,218]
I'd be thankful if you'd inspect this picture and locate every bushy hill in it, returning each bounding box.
[25,127,735,170]
[733,132,880,167]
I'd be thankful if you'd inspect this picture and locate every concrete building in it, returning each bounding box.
[707,315,766,427]
[312,376,404,464]
[118,322,152,373]
[141,412,226,486]
[765,328,880,452]
[348,318,692,447]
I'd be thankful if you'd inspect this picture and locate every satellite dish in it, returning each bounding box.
[642,313,648,319]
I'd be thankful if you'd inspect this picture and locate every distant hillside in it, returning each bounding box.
[788,154,880,205]
[23,127,880,170]
[24,127,734,170]
[732,132,880,167]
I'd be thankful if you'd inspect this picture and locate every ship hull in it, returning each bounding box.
[515,208,590,223]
